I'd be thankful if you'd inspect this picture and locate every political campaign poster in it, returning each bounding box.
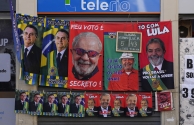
[104,32,139,91]
[15,89,29,114]
[42,92,58,116]
[39,19,69,88]
[57,92,71,117]
[0,19,15,91]
[125,93,139,117]
[98,93,112,117]
[28,91,44,115]
[155,91,174,111]
[69,93,85,117]
[17,14,44,85]
[84,93,99,117]
[110,94,125,117]
[67,21,104,90]
[138,21,174,91]
[137,93,152,117]
[180,84,194,125]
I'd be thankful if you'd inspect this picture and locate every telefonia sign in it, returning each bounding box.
[38,0,160,13]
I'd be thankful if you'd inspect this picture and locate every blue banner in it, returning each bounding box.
[9,0,21,63]
[38,0,160,13]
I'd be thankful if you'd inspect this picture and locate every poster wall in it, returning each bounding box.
[138,21,174,91]
[67,21,104,90]
[39,19,69,88]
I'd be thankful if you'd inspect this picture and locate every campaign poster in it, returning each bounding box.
[137,93,152,117]
[104,32,139,91]
[98,93,112,117]
[0,19,15,91]
[68,21,104,90]
[57,92,71,117]
[138,21,174,91]
[84,93,99,117]
[28,91,44,115]
[180,84,194,125]
[39,19,69,88]
[110,94,125,117]
[69,93,85,117]
[42,92,58,116]
[15,89,29,114]
[16,14,44,85]
[155,91,174,111]
[179,38,194,84]
[125,93,139,117]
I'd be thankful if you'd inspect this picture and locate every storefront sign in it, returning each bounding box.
[38,0,160,13]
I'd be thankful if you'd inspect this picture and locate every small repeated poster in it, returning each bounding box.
[17,14,44,85]
[125,93,139,117]
[84,93,99,117]
[39,19,69,88]
[137,93,152,117]
[15,89,29,114]
[110,94,125,117]
[155,91,174,111]
[42,92,58,116]
[68,21,104,90]
[98,93,112,117]
[69,93,85,117]
[29,91,44,115]
[57,92,71,117]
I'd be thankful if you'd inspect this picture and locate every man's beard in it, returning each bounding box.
[148,55,164,66]
[101,102,109,109]
[88,106,94,109]
[114,106,120,110]
[122,63,133,71]
[73,59,96,76]
[128,103,135,110]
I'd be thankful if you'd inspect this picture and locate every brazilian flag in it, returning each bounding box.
[39,18,69,88]
[17,14,44,85]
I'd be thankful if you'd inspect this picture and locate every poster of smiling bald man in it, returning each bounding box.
[138,21,174,91]
[68,21,104,90]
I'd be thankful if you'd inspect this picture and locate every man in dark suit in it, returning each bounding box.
[29,93,41,112]
[58,95,69,113]
[46,29,69,77]
[70,95,82,113]
[139,98,152,117]
[112,98,124,117]
[141,38,174,91]
[85,98,98,116]
[23,25,41,74]
[125,94,139,117]
[98,93,112,117]
[15,92,27,110]
[43,94,57,113]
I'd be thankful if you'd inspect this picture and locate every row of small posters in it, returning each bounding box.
[15,90,174,117]
[16,13,174,91]
[179,38,194,125]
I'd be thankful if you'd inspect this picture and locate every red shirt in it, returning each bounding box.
[108,69,139,91]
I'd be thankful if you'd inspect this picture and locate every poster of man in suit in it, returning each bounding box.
[57,92,70,117]
[15,90,29,114]
[29,91,44,115]
[138,22,174,91]
[43,92,58,116]
[85,93,99,116]
[98,93,112,117]
[69,93,85,117]
[111,94,125,117]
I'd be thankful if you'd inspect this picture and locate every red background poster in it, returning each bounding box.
[68,21,104,90]
[156,92,173,111]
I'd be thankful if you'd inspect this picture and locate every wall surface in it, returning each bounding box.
[161,0,179,125]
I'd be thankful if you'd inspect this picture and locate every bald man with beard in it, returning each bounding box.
[108,52,139,91]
